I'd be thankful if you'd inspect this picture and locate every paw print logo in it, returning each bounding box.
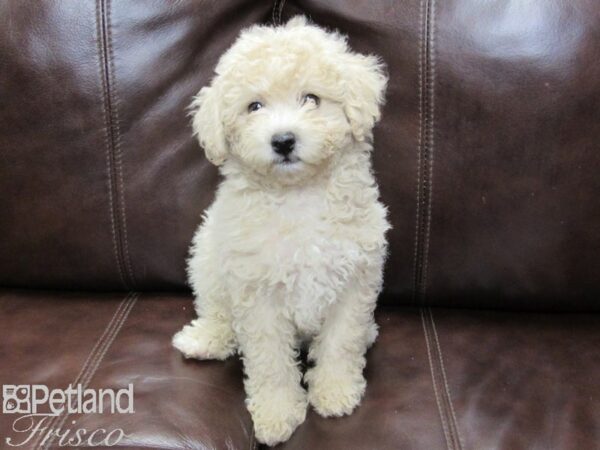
[3,385,31,414]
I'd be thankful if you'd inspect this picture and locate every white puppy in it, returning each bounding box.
[173,16,389,446]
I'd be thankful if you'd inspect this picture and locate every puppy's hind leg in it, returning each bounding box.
[173,292,235,362]
[172,293,236,361]
[173,221,237,360]
[173,277,235,360]
[305,281,379,417]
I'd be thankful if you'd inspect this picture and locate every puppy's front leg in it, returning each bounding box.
[237,299,307,446]
[306,283,378,417]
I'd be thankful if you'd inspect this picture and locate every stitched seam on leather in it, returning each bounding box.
[422,0,437,295]
[98,0,136,289]
[412,0,436,305]
[421,308,452,449]
[429,308,464,450]
[106,0,137,288]
[278,0,287,24]
[34,293,131,448]
[96,0,126,288]
[272,0,281,24]
[34,292,133,449]
[412,0,426,305]
[41,293,139,450]
[249,427,257,450]
[272,0,286,25]
[42,293,137,449]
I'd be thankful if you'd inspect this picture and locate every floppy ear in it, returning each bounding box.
[342,54,388,143]
[190,85,228,166]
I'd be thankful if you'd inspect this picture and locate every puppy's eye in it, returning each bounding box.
[302,93,320,107]
[248,101,263,113]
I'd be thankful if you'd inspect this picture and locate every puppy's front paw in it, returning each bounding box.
[172,320,235,360]
[306,367,366,417]
[248,387,307,446]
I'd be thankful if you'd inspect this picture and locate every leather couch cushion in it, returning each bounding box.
[1,0,599,308]
[1,290,598,449]
[278,307,600,450]
[425,307,600,450]
[0,291,254,449]
[286,0,600,306]
[0,0,274,292]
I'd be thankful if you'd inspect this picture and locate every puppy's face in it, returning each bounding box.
[228,83,350,181]
[192,16,387,184]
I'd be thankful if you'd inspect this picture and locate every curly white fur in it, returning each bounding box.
[172,16,389,446]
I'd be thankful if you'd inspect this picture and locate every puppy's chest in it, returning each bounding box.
[243,195,342,260]
[225,193,361,284]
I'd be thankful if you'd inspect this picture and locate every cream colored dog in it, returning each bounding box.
[173,16,389,446]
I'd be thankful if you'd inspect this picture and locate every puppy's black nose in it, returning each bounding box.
[271,132,296,156]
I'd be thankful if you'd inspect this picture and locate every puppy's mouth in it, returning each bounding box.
[274,154,301,166]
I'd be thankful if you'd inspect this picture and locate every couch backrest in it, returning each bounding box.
[0,0,270,291]
[1,0,599,310]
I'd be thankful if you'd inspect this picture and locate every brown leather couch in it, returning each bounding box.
[1,1,598,449]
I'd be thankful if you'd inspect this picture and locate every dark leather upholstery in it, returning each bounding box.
[0,291,254,450]
[1,1,598,449]
[1,292,598,449]
[0,0,273,291]
[279,308,600,450]
[284,0,600,309]
[2,0,599,307]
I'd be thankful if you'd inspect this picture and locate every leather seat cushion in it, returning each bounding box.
[0,290,254,450]
[1,290,598,449]
[279,308,600,450]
